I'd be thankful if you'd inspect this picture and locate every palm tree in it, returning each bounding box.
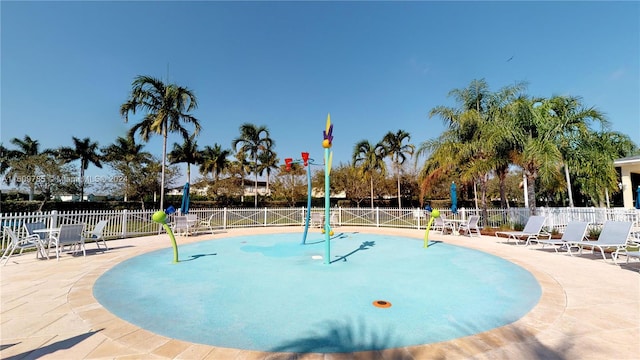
[257,148,279,196]
[232,123,273,208]
[120,75,200,210]
[4,135,47,200]
[233,150,251,203]
[421,79,527,219]
[506,96,566,215]
[546,95,607,207]
[102,135,153,201]
[57,136,103,201]
[0,144,10,179]
[352,140,386,209]
[199,144,231,182]
[378,130,414,208]
[167,135,201,184]
[570,130,637,206]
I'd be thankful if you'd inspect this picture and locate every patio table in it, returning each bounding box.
[445,219,467,235]
[32,228,60,258]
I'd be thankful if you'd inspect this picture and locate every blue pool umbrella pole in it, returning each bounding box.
[450,181,458,215]
[322,114,334,264]
[181,182,190,214]
[636,185,640,209]
[152,206,179,263]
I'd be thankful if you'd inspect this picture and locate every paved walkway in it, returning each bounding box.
[1,227,638,359]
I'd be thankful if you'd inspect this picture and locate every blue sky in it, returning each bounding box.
[2,1,639,187]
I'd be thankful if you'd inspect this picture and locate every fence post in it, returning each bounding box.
[223,207,227,230]
[264,207,268,226]
[376,207,380,227]
[51,210,59,228]
[121,209,128,238]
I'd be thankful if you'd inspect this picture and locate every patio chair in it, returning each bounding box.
[24,221,47,241]
[329,212,339,227]
[83,220,109,250]
[536,221,590,253]
[1,226,48,265]
[48,224,86,260]
[495,215,550,245]
[567,220,633,262]
[432,216,454,235]
[197,214,218,235]
[458,215,481,237]
[310,213,323,228]
[171,215,192,236]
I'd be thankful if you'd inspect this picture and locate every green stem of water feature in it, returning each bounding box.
[163,223,179,263]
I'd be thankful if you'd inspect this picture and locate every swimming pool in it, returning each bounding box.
[93,232,541,353]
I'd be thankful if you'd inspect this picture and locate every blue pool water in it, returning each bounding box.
[93,232,541,353]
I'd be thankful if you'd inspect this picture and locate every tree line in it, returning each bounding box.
[1,76,637,214]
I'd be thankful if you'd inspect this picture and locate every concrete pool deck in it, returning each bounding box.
[1,227,638,359]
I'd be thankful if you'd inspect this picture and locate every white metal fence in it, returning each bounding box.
[2,207,639,251]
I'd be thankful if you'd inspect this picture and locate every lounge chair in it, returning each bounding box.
[458,215,481,237]
[495,215,550,245]
[566,221,633,261]
[1,226,48,265]
[612,249,640,265]
[48,224,86,260]
[84,220,109,250]
[536,221,590,253]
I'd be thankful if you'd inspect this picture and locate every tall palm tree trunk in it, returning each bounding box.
[396,171,402,208]
[370,177,374,209]
[160,127,167,210]
[254,172,258,208]
[253,154,258,208]
[479,174,489,224]
[80,166,85,201]
[564,164,574,207]
[526,173,537,216]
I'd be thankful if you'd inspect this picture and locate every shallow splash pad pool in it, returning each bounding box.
[94,232,541,353]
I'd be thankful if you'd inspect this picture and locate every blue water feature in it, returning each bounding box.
[93,232,541,353]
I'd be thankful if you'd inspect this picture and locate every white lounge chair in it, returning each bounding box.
[48,224,86,260]
[537,221,590,253]
[84,220,109,250]
[566,221,633,262]
[1,226,48,265]
[612,249,640,265]
[458,215,481,237]
[495,215,550,245]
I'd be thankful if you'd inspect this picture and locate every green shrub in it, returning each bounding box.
[588,227,601,240]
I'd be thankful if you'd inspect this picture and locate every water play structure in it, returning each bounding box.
[322,114,334,264]
[151,205,179,263]
[284,152,319,245]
